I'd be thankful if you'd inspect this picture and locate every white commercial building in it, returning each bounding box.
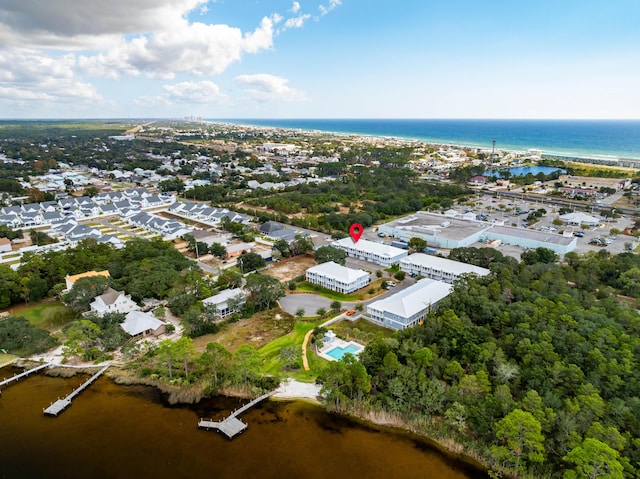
[305,261,371,294]
[366,279,453,330]
[399,253,490,283]
[331,237,408,267]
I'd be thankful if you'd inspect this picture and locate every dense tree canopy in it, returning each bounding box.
[0,316,57,355]
[320,249,640,477]
[244,274,285,311]
[314,245,347,265]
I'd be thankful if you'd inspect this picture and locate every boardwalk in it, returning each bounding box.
[43,365,109,416]
[198,391,274,439]
[0,363,50,392]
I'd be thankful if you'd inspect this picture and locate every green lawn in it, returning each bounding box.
[294,280,386,302]
[0,352,18,366]
[331,318,395,343]
[258,319,327,381]
[14,301,77,331]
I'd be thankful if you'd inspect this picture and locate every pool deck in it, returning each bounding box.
[318,338,364,362]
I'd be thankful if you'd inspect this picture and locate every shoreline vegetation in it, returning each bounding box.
[5,359,488,476]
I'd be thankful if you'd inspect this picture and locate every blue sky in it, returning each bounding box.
[1,0,639,119]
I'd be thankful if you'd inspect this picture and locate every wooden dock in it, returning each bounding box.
[0,363,50,393]
[198,391,274,439]
[43,365,109,416]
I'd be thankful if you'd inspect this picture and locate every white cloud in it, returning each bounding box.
[135,80,227,107]
[164,81,225,103]
[235,74,306,102]
[282,14,312,31]
[79,16,277,79]
[319,0,341,16]
[0,49,103,106]
[0,0,340,114]
[0,0,208,49]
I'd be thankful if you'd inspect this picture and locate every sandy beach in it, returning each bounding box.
[273,378,322,400]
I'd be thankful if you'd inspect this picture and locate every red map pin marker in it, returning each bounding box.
[349,223,364,243]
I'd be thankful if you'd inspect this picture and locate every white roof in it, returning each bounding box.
[559,212,600,224]
[307,261,370,282]
[121,311,165,336]
[332,237,407,258]
[226,242,254,254]
[400,253,490,276]
[203,288,246,306]
[368,279,453,319]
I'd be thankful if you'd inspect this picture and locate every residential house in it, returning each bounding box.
[65,270,111,291]
[202,288,246,318]
[120,311,166,337]
[89,287,139,316]
[226,242,254,258]
[0,237,11,253]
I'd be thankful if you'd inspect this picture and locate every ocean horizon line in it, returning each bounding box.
[211,118,640,161]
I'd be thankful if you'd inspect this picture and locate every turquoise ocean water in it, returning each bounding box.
[212,119,640,160]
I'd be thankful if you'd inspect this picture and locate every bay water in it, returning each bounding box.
[0,371,486,479]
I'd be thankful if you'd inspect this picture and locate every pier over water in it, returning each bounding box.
[0,363,50,392]
[44,365,109,416]
[198,391,274,439]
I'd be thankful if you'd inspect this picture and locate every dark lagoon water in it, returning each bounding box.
[0,370,486,479]
[212,118,640,160]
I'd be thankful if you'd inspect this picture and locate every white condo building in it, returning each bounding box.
[399,253,490,283]
[366,279,453,330]
[306,261,371,294]
[331,238,408,267]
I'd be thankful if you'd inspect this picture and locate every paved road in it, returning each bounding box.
[279,294,332,315]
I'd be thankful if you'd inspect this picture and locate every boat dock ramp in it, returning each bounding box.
[198,391,274,439]
[43,365,109,416]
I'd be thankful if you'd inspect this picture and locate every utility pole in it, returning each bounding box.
[491,140,496,174]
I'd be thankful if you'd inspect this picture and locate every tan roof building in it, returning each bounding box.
[65,270,110,291]
[0,237,11,253]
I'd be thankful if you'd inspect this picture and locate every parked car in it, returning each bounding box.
[573,231,585,237]
[345,310,356,316]
[590,238,606,246]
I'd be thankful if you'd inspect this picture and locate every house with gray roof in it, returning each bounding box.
[90,287,139,316]
[202,288,246,318]
[120,311,166,337]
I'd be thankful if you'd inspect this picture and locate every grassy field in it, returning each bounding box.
[295,279,387,302]
[0,352,18,366]
[259,319,324,376]
[8,301,77,331]
[191,308,296,353]
[331,318,395,343]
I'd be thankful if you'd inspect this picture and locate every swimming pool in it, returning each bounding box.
[325,343,363,361]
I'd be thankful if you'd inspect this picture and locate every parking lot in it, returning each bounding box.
[363,194,637,260]
[459,195,637,255]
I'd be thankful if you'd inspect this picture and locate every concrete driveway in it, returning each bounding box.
[279,294,333,316]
